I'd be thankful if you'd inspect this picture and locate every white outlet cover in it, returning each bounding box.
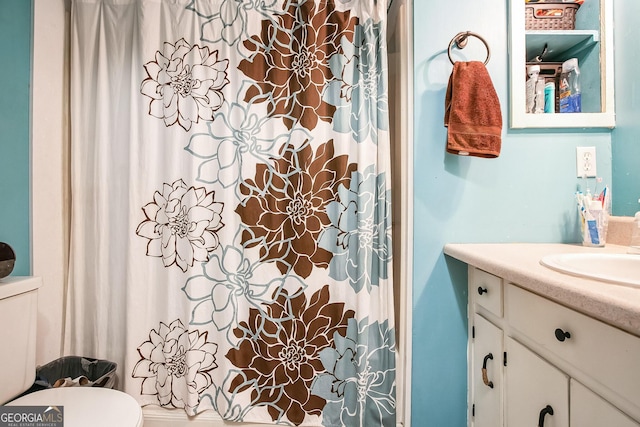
[576,146,597,178]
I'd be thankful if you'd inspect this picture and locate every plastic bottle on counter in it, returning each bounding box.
[559,58,581,113]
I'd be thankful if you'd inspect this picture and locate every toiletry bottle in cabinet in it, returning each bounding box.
[559,58,581,113]
[526,65,540,114]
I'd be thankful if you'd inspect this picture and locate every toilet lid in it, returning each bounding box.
[7,387,143,427]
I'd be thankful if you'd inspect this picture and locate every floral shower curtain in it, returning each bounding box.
[66,0,395,425]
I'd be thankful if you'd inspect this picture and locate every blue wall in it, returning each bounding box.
[412,0,613,425]
[612,1,640,216]
[0,1,32,276]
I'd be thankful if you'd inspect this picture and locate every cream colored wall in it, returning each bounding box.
[32,0,68,365]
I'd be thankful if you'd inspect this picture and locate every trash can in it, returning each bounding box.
[35,356,117,389]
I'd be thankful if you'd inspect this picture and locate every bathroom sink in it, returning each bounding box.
[540,253,640,287]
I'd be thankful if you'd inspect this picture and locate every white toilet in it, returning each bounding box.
[1,276,143,427]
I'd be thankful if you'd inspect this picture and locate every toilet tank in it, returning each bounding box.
[0,277,42,403]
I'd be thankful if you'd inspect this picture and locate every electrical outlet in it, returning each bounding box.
[576,146,597,178]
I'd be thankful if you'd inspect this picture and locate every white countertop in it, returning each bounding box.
[443,243,640,337]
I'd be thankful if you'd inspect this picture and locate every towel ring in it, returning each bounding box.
[447,31,491,65]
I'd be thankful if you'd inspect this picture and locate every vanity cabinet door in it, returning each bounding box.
[505,337,569,427]
[571,380,640,427]
[471,313,503,427]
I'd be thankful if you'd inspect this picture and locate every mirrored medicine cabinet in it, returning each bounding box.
[509,0,615,129]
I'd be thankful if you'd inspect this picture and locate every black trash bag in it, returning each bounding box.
[35,356,117,389]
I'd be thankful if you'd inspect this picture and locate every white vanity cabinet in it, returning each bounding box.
[467,266,640,427]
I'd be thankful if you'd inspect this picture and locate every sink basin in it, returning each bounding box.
[540,253,640,287]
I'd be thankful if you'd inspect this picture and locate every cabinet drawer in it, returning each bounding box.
[472,269,503,317]
[507,284,640,409]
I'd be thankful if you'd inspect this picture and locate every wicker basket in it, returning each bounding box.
[525,2,579,31]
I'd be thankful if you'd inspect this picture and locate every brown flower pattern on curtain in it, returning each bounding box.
[226,285,355,425]
[127,1,395,424]
[140,38,229,131]
[136,180,224,272]
[238,0,357,130]
[235,139,357,278]
[132,319,218,412]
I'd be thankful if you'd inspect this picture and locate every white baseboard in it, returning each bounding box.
[142,406,404,427]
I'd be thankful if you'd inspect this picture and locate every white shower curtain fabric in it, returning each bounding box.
[66,0,395,425]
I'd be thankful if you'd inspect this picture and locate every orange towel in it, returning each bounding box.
[444,61,502,158]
